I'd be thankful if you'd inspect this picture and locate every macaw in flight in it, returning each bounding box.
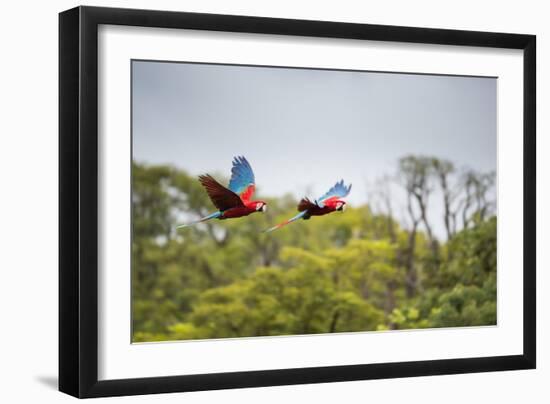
[177,156,267,228]
[265,180,352,232]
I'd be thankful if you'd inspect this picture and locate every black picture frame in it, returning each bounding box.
[59,5,536,398]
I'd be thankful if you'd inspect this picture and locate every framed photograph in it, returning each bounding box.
[59,6,536,398]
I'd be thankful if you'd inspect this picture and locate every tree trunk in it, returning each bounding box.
[405,223,418,298]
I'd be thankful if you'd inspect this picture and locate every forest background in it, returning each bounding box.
[132,155,496,342]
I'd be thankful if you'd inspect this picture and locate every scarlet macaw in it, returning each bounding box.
[177,156,267,228]
[265,180,352,232]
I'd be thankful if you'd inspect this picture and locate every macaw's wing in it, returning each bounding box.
[228,156,256,203]
[264,211,306,233]
[298,197,317,212]
[316,180,352,208]
[199,174,244,211]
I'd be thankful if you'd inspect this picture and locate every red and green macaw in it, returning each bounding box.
[177,156,267,228]
[265,180,352,232]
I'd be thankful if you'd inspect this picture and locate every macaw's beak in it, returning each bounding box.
[336,203,346,212]
[261,204,267,212]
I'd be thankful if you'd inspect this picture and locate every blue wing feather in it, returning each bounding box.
[228,156,255,195]
[316,180,352,207]
[176,211,222,228]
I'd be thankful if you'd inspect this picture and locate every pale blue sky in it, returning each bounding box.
[132,60,496,238]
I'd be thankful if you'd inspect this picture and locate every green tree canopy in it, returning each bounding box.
[131,159,497,342]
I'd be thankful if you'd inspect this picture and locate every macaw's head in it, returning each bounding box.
[329,199,347,212]
[254,201,267,213]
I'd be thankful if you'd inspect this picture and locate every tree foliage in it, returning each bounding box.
[131,158,497,342]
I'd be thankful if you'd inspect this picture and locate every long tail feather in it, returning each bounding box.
[264,211,306,233]
[176,211,221,229]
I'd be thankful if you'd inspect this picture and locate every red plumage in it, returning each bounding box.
[197,169,266,220]
[299,197,344,218]
[177,157,267,229]
[265,181,351,232]
[220,206,258,218]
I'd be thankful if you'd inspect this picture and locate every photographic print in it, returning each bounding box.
[131,60,497,343]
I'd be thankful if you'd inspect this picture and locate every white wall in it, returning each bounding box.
[0,0,546,402]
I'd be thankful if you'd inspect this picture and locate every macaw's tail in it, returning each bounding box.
[176,211,222,229]
[264,211,306,233]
